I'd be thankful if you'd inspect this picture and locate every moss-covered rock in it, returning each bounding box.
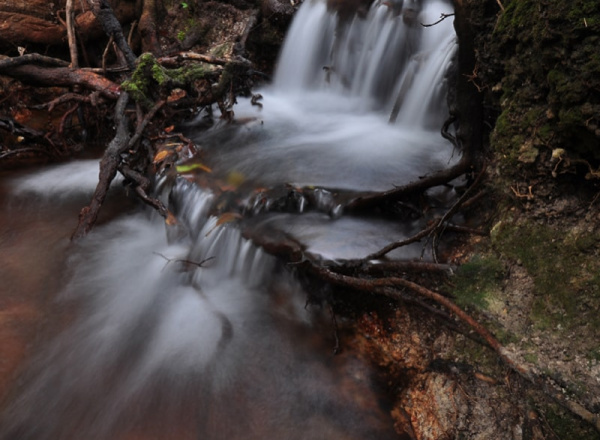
[477,0,600,181]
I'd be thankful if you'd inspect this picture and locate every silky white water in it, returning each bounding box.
[0,0,457,438]
[199,0,457,193]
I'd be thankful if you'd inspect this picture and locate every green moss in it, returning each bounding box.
[491,221,600,331]
[542,403,600,440]
[488,0,600,176]
[210,43,232,58]
[120,53,215,108]
[452,255,505,310]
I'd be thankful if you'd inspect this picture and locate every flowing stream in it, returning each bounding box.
[0,0,456,438]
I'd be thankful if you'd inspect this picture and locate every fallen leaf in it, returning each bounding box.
[176,163,212,173]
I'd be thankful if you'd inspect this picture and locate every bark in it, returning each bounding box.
[138,0,161,54]
[0,64,121,98]
[451,0,484,165]
[86,0,137,69]
[72,92,131,240]
[0,0,137,50]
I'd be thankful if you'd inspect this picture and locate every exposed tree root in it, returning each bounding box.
[346,155,472,212]
[72,92,131,240]
[301,258,600,434]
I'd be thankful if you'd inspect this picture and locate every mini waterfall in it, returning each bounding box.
[196,0,457,194]
[274,0,456,127]
[0,1,458,438]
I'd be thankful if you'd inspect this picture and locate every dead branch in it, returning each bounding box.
[157,52,231,67]
[72,92,130,240]
[346,155,472,211]
[153,252,215,271]
[359,260,456,275]
[119,163,169,217]
[0,117,45,140]
[305,261,600,432]
[0,54,69,70]
[37,91,104,112]
[66,0,79,68]
[127,99,166,149]
[86,0,136,70]
[0,147,53,160]
[71,96,167,239]
[430,162,487,261]
[421,13,455,28]
[0,64,121,98]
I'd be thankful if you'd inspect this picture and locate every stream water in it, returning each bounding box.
[0,0,456,438]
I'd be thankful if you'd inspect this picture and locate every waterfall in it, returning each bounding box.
[274,0,457,128]
[195,0,458,194]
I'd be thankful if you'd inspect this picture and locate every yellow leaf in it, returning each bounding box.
[165,212,178,225]
[153,150,170,164]
[226,170,245,187]
[216,212,242,226]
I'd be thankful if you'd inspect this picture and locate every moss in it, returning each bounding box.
[486,0,600,177]
[451,255,505,310]
[210,43,232,58]
[120,53,215,108]
[542,403,600,440]
[491,220,600,331]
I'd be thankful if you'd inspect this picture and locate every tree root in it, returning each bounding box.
[72,92,131,240]
[346,154,472,212]
[302,260,600,433]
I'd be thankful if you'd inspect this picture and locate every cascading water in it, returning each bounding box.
[0,0,457,438]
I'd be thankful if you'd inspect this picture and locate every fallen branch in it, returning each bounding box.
[0,64,121,98]
[72,92,130,240]
[157,52,231,67]
[346,155,472,211]
[66,0,79,68]
[0,117,45,140]
[0,54,69,70]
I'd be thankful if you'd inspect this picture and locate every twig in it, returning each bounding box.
[430,163,487,260]
[0,147,53,160]
[0,54,69,70]
[119,163,169,218]
[127,99,166,149]
[153,252,215,271]
[362,223,437,262]
[66,0,79,68]
[421,13,455,28]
